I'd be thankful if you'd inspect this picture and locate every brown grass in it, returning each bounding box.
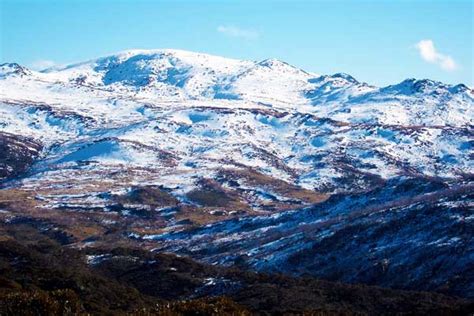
[219,168,328,204]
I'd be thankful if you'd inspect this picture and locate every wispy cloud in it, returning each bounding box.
[415,39,457,71]
[217,25,259,40]
[29,59,57,71]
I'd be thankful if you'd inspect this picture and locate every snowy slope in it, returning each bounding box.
[0,49,472,196]
[1,49,472,178]
[0,49,473,296]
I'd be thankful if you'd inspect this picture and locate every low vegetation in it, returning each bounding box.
[0,219,471,315]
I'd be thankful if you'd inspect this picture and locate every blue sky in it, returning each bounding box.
[1,0,472,86]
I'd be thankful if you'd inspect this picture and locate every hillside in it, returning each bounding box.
[0,49,473,310]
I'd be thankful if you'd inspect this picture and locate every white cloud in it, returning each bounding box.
[217,25,259,40]
[415,39,458,71]
[29,59,57,71]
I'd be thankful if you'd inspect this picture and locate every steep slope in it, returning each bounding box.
[0,132,42,182]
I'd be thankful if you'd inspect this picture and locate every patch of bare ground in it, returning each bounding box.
[218,167,328,204]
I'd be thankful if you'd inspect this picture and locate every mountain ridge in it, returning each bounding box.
[1,48,471,91]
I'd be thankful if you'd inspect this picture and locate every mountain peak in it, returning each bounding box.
[46,48,249,74]
[308,72,360,86]
[255,58,310,75]
[331,72,358,83]
[449,83,471,94]
[381,78,451,95]
[0,62,31,77]
[258,58,288,67]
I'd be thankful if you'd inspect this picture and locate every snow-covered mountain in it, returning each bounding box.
[0,49,473,297]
